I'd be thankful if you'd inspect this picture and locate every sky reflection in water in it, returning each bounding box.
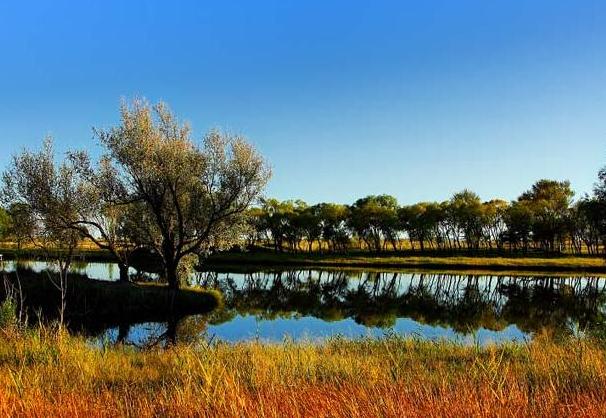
[2,260,599,346]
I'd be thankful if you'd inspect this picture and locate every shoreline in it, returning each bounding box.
[205,251,606,275]
[2,246,606,275]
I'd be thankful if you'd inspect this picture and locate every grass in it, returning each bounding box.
[0,328,606,417]
[207,251,606,275]
[3,242,606,275]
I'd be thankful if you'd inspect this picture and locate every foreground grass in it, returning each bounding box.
[1,329,606,417]
[208,251,606,274]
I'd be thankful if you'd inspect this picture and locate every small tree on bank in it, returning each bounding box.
[2,138,140,283]
[1,138,83,325]
[96,100,271,289]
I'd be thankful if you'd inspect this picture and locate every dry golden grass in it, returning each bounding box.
[210,251,606,276]
[1,327,606,417]
[0,238,101,251]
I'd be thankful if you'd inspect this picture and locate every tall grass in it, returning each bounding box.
[1,328,606,417]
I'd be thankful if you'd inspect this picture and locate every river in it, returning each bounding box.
[2,259,604,346]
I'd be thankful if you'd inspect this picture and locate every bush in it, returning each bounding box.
[0,297,17,329]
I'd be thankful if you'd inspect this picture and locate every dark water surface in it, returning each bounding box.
[3,260,605,346]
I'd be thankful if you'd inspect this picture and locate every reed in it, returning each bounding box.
[1,326,605,417]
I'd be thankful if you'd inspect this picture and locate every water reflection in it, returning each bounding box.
[102,269,606,346]
[195,271,606,332]
[3,260,604,345]
[2,259,141,281]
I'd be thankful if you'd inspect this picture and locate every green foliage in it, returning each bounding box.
[0,207,10,240]
[243,175,606,256]
[349,195,399,251]
[1,100,271,289]
[0,297,17,329]
[517,179,574,251]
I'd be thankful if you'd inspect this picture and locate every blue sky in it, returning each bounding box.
[1,1,605,204]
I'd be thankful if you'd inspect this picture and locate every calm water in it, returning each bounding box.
[3,260,605,346]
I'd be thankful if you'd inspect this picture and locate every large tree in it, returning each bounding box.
[96,100,271,289]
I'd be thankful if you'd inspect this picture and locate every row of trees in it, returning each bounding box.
[0,100,271,289]
[245,178,606,255]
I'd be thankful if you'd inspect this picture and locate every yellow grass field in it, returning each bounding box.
[1,327,606,417]
[209,252,606,275]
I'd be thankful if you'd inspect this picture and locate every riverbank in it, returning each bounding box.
[0,329,604,417]
[0,269,221,330]
[206,251,606,274]
[2,245,606,275]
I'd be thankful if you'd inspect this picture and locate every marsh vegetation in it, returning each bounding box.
[1,327,605,417]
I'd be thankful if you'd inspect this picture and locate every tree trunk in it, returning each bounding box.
[117,323,130,343]
[166,316,178,346]
[166,263,180,290]
[118,263,130,283]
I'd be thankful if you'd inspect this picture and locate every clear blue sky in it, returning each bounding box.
[1,1,605,205]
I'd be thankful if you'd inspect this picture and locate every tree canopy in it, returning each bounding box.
[1,100,271,289]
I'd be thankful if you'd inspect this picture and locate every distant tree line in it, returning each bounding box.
[242,176,606,255]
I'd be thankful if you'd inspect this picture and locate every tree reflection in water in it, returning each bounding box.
[197,270,606,335]
[103,270,606,346]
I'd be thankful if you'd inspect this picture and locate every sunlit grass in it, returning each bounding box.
[2,240,605,275]
[209,252,606,275]
[1,328,606,417]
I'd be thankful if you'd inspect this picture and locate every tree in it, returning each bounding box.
[1,138,84,324]
[317,203,350,252]
[481,199,508,249]
[568,199,604,254]
[0,207,10,241]
[399,202,439,252]
[259,198,295,252]
[2,137,142,282]
[517,179,573,252]
[243,207,267,249]
[96,100,270,289]
[449,190,484,250]
[349,195,399,251]
[298,205,323,253]
[4,203,35,250]
[1,138,85,269]
[594,166,606,202]
[590,166,606,253]
[503,201,534,251]
[282,200,308,252]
